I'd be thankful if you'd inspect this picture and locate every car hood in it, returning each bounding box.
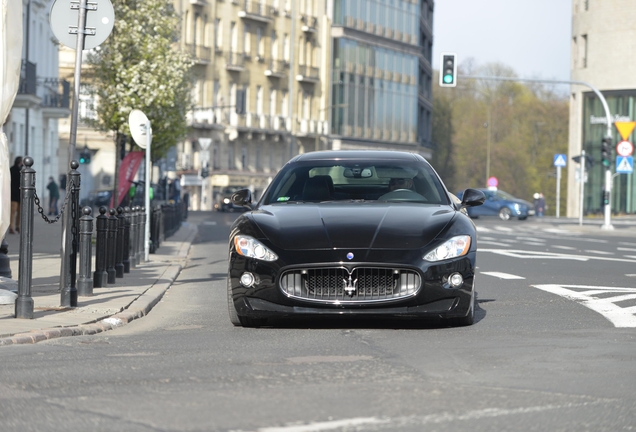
[249,203,455,250]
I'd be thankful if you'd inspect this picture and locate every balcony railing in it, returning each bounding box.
[238,0,273,22]
[296,64,319,83]
[226,52,246,71]
[264,59,287,78]
[18,60,36,95]
[300,14,317,32]
[186,43,212,64]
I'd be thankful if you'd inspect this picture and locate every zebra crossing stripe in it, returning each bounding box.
[533,284,636,328]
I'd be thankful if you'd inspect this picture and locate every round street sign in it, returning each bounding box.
[616,140,634,157]
[50,0,115,51]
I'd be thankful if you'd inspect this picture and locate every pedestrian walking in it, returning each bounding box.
[47,176,60,216]
[534,192,546,217]
[9,156,23,234]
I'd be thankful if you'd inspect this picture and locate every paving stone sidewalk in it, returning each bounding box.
[0,215,196,346]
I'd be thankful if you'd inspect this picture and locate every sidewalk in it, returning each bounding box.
[0,215,197,346]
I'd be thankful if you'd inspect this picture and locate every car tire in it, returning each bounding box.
[227,275,242,326]
[498,207,512,221]
[446,289,475,327]
[518,216,527,220]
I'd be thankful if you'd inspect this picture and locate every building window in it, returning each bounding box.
[270,89,277,116]
[257,27,264,57]
[242,147,248,170]
[271,30,278,59]
[282,90,288,117]
[214,18,221,50]
[256,86,263,115]
[244,23,251,55]
[582,34,588,68]
[284,33,290,62]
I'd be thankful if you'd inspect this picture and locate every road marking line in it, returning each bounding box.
[533,284,636,328]
[617,247,636,252]
[481,271,525,280]
[552,245,576,250]
[585,250,614,255]
[479,249,636,263]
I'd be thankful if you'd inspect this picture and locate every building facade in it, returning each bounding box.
[174,0,330,210]
[329,0,433,155]
[568,0,636,217]
[176,0,434,210]
[7,0,70,205]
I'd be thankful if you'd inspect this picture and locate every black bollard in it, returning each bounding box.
[0,239,11,278]
[60,160,80,308]
[106,208,117,284]
[123,206,131,273]
[135,206,143,264]
[15,157,35,319]
[93,206,108,288]
[77,206,94,297]
[129,206,137,269]
[115,207,125,278]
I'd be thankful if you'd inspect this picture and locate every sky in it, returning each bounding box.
[432,0,572,81]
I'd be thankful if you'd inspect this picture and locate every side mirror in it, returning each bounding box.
[231,189,253,208]
[460,188,485,207]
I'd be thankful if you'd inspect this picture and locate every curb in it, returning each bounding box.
[0,264,182,346]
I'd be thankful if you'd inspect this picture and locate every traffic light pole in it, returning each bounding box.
[460,75,613,229]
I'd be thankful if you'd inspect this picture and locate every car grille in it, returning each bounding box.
[280,267,421,303]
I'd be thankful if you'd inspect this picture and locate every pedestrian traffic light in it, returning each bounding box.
[79,148,91,164]
[200,165,209,178]
[601,137,612,167]
[439,53,457,87]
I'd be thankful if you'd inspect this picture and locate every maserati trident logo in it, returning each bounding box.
[343,274,357,296]
[346,252,354,260]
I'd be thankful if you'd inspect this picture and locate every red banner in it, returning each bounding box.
[111,151,144,207]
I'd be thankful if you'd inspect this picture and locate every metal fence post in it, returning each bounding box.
[135,206,143,264]
[93,206,108,288]
[77,206,94,297]
[115,206,125,278]
[106,208,117,284]
[60,160,80,308]
[139,206,146,262]
[15,157,35,319]
[129,206,137,269]
[123,206,131,273]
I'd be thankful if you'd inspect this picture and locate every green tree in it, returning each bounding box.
[86,0,193,205]
[432,60,569,214]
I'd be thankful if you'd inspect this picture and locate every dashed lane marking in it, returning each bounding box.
[533,284,636,328]
[481,272,525,280]
[552,245,576,250]
[478,249,636,263]
[584,250,614,255]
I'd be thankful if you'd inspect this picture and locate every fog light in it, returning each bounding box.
[448,272,464,288]
[240,272,255,287]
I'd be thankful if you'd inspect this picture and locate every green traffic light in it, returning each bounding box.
[443,75,454,84]
[80,158,86,164]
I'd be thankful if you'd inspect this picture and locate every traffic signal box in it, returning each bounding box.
[601,137,612,167]
[79,149,91,164]
[439,53,457,87]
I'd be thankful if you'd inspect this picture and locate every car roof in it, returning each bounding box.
[290,150,425,163]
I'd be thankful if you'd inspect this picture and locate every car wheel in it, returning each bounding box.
[446,290,475,327]
[227,275,242,326]
[498,207,512,221]
[518,216,527,220]
[227,275,267,327]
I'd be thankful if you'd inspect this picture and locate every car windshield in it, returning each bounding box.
[261,159,449,205]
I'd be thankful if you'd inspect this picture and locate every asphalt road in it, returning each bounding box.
[1,212,635,432]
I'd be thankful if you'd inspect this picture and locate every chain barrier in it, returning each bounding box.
[32,178,75,224]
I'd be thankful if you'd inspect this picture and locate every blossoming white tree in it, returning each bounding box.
[86,0,192,205]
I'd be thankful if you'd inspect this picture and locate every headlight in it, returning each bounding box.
[223,198,230,204]
[423,235,471,262]
[234,235,278,261]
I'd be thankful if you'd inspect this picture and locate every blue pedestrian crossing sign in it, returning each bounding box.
[616,156,634,174]
[553,154,567,167]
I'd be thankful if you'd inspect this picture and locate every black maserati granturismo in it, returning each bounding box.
[227,150,486,327]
